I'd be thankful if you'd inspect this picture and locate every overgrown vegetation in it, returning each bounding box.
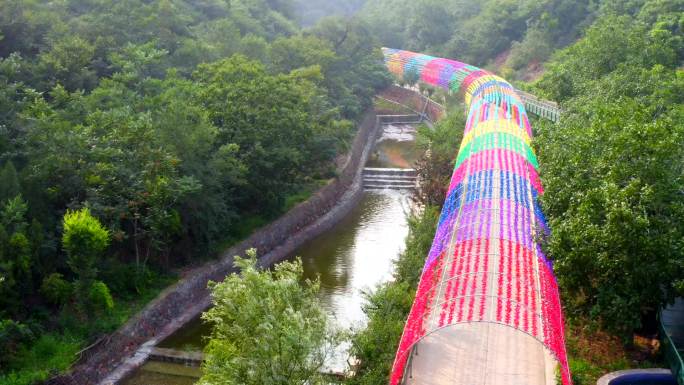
[413,111,466,207]
[1,0,682,383]
[564,318,661,385]
[349,0,682,381]
[359,0,598,79]
[0,0,389,381]
[200,251,338,385]
[533,1,684,337]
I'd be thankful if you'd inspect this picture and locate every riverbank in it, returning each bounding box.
[50,108,381,385]
[123,187,414,385]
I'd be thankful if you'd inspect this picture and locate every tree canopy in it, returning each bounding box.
[201,251,336,385]
[0,0,388,382]
[533,3,684,335]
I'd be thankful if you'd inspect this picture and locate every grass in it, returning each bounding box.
[373,98,415,114]
[283,179,329,212]
[0,273,176,385]
[214,179,330,253]
[0,334,81,385]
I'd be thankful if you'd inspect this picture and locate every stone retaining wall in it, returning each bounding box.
[47,109,382,385]
[378,85,446,122]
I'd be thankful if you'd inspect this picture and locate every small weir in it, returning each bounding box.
[363,167,417,189]
[122,116,421,385]
[148,348,203,367]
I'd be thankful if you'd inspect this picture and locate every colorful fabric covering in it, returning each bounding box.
[382,48,571,385]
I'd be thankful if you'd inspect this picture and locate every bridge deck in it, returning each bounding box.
[382,48,571,385]
[404,323,556,385]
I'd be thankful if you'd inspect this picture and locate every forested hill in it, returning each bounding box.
[293,0,367,26]
[359,0,596,79]
[0,1,389,382]
[359,0,682,81]
[1,0,683,383]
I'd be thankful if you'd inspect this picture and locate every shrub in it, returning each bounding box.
[40,273,72,306]
[0,319,34,366]
[87,281,114,313]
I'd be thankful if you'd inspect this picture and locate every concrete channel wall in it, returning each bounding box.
[377,85,446,122]
[48,109,383,385]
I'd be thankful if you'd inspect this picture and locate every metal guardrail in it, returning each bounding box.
[400,344,418,385]
[515,89,561,123]
[660,303,684,385]
[375,85,446,124]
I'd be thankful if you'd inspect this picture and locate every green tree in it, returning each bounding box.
[195,55,319,212]
[0,196,33,313]
[62,208,110,298]
[0,161,20,204]
[200,250,336,385]
[88,280,114,313]
[0,319,34,368]
[413,111,465,207]
[40,273,72,306]
[534,8,684,335]
[38,35,97,91]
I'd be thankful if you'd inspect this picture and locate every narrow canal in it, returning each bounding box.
[123,122,419,385]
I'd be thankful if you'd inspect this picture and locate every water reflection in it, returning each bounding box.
[366,123,420,168]
[126,190,412,383]
[298,189,411,330]
[123,362,201,385]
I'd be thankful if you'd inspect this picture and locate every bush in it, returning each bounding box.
[40,273,72,306]
[87,281,114,313]
[62,208,110,284]
[0,333,81,385]
[0,319,34,366]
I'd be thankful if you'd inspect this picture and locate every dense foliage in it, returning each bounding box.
[0,0,388,382]
[201,251,336,385]
[0,0,681,382]
[293,0,366,27]
[350,1,682,382]
[533,1,684,336]
[360,0,597,78]
[413,110,465,207]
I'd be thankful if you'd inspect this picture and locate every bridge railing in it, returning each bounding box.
[660,302,684,385]
[515,89,561,122]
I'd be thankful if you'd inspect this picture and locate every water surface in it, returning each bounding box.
[123,126,417,384]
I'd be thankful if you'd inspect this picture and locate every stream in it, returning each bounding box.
[122,123,419,385]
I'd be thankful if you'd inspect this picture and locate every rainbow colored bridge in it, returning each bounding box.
[383,48,571,385]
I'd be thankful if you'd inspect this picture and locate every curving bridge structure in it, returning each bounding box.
[382,48,571,385]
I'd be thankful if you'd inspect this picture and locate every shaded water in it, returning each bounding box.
[366,123,420,168]
[122,362,201,385]
[157,190,410,347]
[298,189,411,329]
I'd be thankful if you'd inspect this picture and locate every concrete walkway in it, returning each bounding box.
[404,323,557,385]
